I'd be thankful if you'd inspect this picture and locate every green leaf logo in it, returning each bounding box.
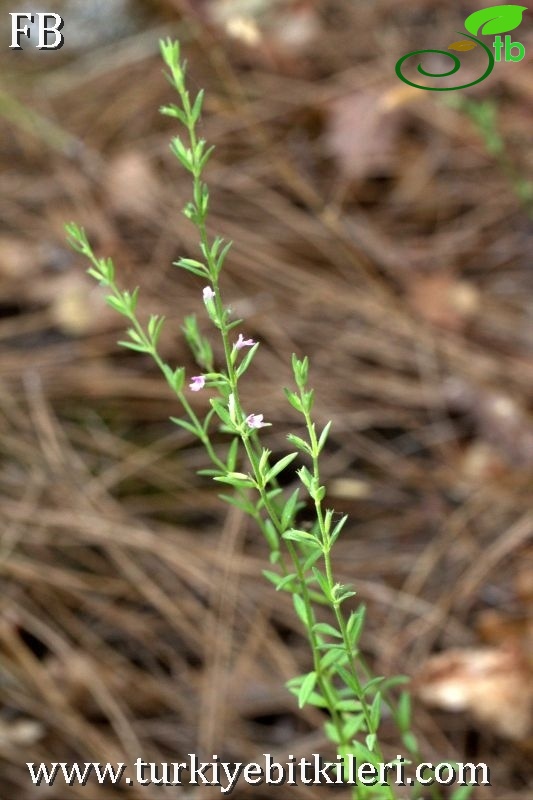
[464,4,528,36]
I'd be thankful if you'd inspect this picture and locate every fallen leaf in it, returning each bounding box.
[0,236,41,277]
[325,91,403,180]
[209,1,319,58]
[0,719,44,747]
[328,477,372,500]
[444,379,533,466]
[416,645,532,740]
[406,274,480,331]
[226,15,262,46]
[459,441,506,483]
[105,150,160,218]
[448,40,478,51]
[380,84,423,112]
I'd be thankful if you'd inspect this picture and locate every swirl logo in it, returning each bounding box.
[396,4,528,91]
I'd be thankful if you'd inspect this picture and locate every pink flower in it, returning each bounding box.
[235,333,257,350]
[203,286,215,302]
[246,413,269,429]
[189,375,206,392]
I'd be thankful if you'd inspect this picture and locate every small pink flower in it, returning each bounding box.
[246,413,269,429]
[203,286,215,302]
[189,375,206,392]
[235,333,257,350]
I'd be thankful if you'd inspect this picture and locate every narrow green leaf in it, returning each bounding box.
[258,447,271,475]
[120,287,139,314]
[86,267,106,283]
[337,667,363,698]
[302,691,329,709]
[284,388,303,412]
[301,548,322,572]
[105,296,127,314]
[213,473,256,489]
[262,570,283,589]
[312,622,342,638]
[209,398,232,427]
[370,691,382,730]
[170,416,199,436]
[282,528,318,545]
[218,494,256,515]
[298,671,317,708]
[125,327,143,344]
[280,487,300,531]
[317,420,332,453]
[362,676,384,695]
[159,103,187,124]
[330,514,348,546]
[346,606,366,648]
[117,340,150,352]
[342,713,365,741]
[286,433,312,455]
[335,587,357,604]
[214,239,233,275]
[171,135,193,170]
[396,691,411,732]
[190,89,204,124]
[311,567,331,601]
[303,388,314,412]
[297,466,313,491]
[149,315,165,346]
[402,731,419,755]
[273,573,298,592]
[163,365,185,394]
[335,699,363,712]
[320,647,347,670]
[173,257,207,277]
[196,468,223,477]
[285,674,304,690]
[324,721,341,744]
[293,594,309,627]
[265,452,298,485]
[450,785,475,800]
[236,342,260,379]
[291,353,308,388]
[351,740,381,768]
[263,519,279,551]
[226,437,240,472]
[199,144,215,172]
[65,222,89,253]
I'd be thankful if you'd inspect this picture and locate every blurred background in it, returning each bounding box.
[0,1,532,797]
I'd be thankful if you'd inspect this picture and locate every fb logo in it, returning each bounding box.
[10,12,65,51]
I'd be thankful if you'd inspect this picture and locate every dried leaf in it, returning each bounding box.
[448,40,478,51]
[444,380,533,466]
[105,150,159,217]
[0,719,44,747]
[416,645,532,740]
[210,1,319,56]
[325,91,403,180]
[0,236,40,277]
[226,15,262,45]
[406,274,479,331]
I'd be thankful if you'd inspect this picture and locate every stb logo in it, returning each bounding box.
[396,4,527,91]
